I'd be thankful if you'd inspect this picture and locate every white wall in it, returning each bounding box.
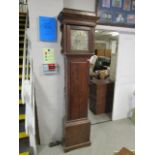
[112,33,135,120]
[27,0,96,145]
[28,0,64,144]
[64,0,95,12]
[110,54,117,81]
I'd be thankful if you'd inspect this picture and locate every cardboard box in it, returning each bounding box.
[114,147,134,155]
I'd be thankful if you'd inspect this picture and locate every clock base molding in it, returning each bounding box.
[64,118,91,152]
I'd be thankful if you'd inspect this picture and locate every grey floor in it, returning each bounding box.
[37,119,135,155]
[88,109,111,124]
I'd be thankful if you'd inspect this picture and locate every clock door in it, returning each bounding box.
[67,55,90,120]
[66,25,94,54]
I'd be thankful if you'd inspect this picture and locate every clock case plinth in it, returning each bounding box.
[58,8,98,152]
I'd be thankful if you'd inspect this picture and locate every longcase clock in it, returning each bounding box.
[58,8,98,152]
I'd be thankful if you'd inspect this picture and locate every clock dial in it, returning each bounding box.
[71,30,89,51]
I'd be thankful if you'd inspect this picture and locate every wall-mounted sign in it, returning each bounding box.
[42,48,58,74]
[39,16,57,42]
[42,48,56,64]
[43,64,58,73]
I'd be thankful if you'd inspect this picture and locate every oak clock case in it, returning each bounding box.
[58,8,98,152]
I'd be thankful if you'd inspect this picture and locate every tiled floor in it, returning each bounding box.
[37,119,135,155]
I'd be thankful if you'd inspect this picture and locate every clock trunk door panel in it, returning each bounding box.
[67,56,89,120]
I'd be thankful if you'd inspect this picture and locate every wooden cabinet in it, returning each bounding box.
[89,78,114,114]
[58,8,98,152]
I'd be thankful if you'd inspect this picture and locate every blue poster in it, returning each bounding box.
[39,16,57,42]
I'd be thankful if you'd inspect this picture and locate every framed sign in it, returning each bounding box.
[42,48,56,64]
[96,0,135,28]
[39,16,57,42]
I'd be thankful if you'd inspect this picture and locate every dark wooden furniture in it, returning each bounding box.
[89,78,114,114]
[58,8,98,152]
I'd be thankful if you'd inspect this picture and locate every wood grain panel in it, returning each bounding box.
[64,119,91,152]
[68,57,89,120]
[89,79,114,114]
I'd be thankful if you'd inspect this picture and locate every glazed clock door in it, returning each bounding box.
[66,25,94,54]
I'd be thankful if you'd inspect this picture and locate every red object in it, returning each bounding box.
[48,64,56,71]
